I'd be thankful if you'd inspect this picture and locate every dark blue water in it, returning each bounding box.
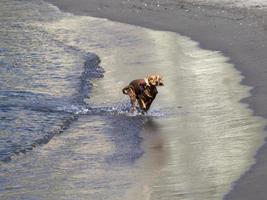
[0,0,106,162]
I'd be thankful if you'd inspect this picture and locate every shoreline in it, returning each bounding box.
[45,0,267,199]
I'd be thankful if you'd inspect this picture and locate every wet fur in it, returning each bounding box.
[122,75,163,112]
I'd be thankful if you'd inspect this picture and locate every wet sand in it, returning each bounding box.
[42,0,267,199]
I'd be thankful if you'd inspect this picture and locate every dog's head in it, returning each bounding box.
[146,74,164,86]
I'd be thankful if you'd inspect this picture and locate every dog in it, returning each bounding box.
[122,75,164,112]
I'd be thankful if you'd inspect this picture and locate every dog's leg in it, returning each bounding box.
[128,88,137,113]
[144,99,153,111]
[138,99,147,112]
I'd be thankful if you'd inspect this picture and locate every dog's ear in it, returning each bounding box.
[158,75,164,86]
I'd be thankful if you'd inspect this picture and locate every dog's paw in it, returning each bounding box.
[130,107,135,113]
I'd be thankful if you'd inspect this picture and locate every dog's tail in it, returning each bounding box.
[122,85,131,95]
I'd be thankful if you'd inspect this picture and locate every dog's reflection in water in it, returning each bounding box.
[142,118,165,150]
[128,117,167,199]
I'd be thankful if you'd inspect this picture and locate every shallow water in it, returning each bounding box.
[0,0,266,199]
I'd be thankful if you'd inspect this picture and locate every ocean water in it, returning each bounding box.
[0,0,266,199]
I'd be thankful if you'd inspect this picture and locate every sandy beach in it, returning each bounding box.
[1,0,267,199]
[42,0,267,199]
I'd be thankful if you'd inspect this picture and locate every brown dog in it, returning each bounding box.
[122,75,164,112]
